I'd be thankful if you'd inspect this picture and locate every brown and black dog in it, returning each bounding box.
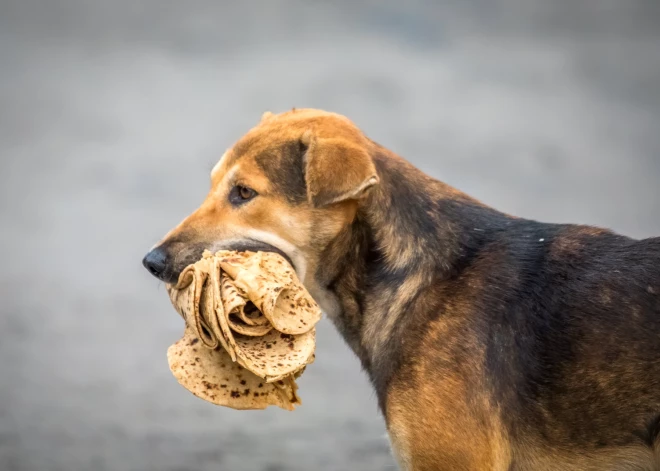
[143,109,660,470]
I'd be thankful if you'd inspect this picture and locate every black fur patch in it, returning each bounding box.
[254,141,307,204]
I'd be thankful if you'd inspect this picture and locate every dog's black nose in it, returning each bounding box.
[142,247,169,280]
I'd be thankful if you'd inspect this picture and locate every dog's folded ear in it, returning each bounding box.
[302,130,379,207]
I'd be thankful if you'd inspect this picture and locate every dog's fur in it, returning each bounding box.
[144,109,660,470]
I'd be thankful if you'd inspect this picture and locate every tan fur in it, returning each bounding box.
[303,130,379,207]
[362,269,434,362]
[385,291,512,471]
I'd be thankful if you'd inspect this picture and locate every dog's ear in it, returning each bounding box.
[302,130,379,207]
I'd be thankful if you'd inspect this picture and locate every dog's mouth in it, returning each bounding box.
[156,238,298,286]
[217,238,296,272]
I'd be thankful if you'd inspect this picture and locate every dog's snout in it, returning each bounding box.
[142,246,169,281]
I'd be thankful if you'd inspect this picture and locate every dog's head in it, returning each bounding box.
[142,109,379,307]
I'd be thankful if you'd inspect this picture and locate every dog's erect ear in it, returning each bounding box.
[302,130,379,207]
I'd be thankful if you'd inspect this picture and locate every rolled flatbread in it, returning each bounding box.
[218,251,322,335]
[220,272,272,336]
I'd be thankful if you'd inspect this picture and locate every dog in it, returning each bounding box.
[143,108,660,470]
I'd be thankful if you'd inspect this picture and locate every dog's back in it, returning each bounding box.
[510,226,660,468]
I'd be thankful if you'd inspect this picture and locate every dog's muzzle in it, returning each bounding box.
[142,238,295,284]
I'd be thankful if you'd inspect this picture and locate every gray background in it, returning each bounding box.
[1,1,659,470]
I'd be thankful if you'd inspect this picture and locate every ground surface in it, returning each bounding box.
[1,1,659,470]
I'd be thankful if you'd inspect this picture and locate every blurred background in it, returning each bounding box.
[1,1,659,470]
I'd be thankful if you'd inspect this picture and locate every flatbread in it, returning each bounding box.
[165,249,322,411]
[167,258,236,354]
[167,328,300,410]
[218,251,322,335]
[220,272,272,336]
[204,258,231,353]
[233,328,316,382]
[168,261,220,349]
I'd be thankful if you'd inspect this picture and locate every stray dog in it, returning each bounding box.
[143,109,660,470]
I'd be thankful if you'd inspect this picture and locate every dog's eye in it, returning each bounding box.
[229,185,257,205]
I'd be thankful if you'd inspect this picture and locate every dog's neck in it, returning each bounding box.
[316,143,508,402]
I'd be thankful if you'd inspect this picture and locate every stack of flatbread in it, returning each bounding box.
[165,250,322,411]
